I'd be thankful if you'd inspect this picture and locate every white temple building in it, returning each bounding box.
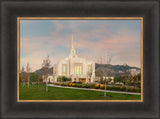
[53,31,95,83]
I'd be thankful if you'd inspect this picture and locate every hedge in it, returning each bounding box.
[82,84,90,88]
[52,82,140,93]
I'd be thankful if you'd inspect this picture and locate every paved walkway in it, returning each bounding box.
[48,84,141,95]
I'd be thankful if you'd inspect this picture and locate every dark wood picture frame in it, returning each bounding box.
[1,0,159,118]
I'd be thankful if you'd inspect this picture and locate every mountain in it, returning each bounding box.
[33,64,140,77]
[95,63,140,76]
[33,67,53,76]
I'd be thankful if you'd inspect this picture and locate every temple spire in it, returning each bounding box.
[69,30,77,58]
[71,30,74,49]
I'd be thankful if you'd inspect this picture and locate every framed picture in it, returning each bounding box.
[17,17,143,102]
[1,0,159,119]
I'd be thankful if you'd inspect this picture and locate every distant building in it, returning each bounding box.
[128,69,140,76]
[118,71,123,73]
[119,68,140,76]
[53,31,95,83]
[95,76,114,84]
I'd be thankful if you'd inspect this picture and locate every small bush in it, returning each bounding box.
[128,87,140,93]
[77,84,82,88]
[82,84,90,88]
[68,83,72,87]
[106,85,112,90]
[57,76,72,82]
[115,86,121,91]
[53,82,57,85]
[90,84,100,89]
[90,84,95,88]
[61,83,67,86]
[71,83,77,87]
[100,84,105,90]
[132,88,140,93]
[95,84,100,89]
[121,86,127,91]
[66,82,70,86]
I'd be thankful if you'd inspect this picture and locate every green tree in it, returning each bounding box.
[39,77,43,82]
[30,73,39,83]
[57,76,71,82]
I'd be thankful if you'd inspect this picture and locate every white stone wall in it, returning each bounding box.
[54,56,95,83]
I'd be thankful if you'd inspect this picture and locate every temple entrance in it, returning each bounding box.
[79,78,86,83]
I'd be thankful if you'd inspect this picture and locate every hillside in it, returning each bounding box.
[33,67,53,76]
[33,64,140,77]
[95,63,140,76]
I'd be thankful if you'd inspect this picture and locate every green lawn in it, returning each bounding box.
[19,84,141,100]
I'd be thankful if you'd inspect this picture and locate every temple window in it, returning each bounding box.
[74,63,83,75]
[62,64,67,76]
[88,65,92,73]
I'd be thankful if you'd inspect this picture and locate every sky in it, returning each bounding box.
[20,19,141,72]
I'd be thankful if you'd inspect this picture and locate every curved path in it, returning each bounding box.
[48,84,141,95]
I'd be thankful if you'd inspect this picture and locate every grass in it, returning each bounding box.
[19,84,141,100]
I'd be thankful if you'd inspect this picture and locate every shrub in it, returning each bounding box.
[72,83,77,87]
[53,82,57,85]
[128,87,140,93]
[77,84,82,88]
[133,88,140,93]
[114,86,121,91]
[82,84,90,88]
[68,83,72,87]
[90,84,100,89]
[100,84,105,90]
[106,85,122,91]
[90,84,95,88]
[106,85,112,90]
[56,82,60,85]
[121,86,127,91]
[95,84,100,89]
[66,82,70,86]
[136,81,141,88]
[128,87,133,92]
[57,76,71,82]
[61,83,67,86]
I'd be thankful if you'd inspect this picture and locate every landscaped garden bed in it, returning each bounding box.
[53,82,141,93]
